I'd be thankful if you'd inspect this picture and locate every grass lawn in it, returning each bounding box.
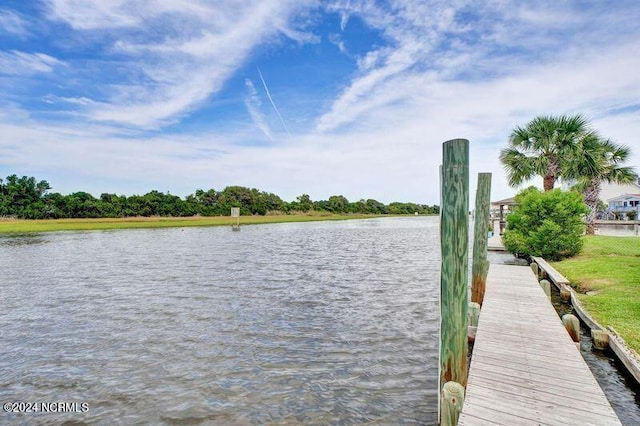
[0,214,386,233]
[551,236,640,353]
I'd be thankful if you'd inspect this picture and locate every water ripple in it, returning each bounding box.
[0,217,439,424]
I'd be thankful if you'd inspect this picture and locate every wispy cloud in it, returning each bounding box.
[328,33,348,55]
[317,0,640,133]
[244,79,274,141]
[0,9,29,36]
[46,0,140,30]
[1,0,639,204]
[40,0,317,129]
[0,51,62,75]
[257,68,291,138]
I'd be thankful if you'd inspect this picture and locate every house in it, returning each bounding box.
[490,197,517,235]
[607,193,640,217]
[599,180,640,204]
[562,178,640,204]
[490,197,516,220]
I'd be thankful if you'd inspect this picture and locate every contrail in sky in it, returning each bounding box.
[257,67,291,138]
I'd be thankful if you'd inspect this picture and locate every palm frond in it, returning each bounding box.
[499,148,537,187]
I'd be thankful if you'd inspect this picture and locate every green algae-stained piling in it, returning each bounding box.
[471,173,491,305]
[440,138,469,396]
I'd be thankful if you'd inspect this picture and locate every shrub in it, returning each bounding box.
[502,187,588,260]
[626,211,637,220]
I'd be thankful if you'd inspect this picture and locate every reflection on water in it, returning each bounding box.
[0,217,440,424]
[0,233,49,247]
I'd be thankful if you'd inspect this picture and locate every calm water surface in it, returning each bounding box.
[1,217,440,424]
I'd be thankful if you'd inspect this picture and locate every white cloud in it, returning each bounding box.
[46,0,140,29]
[0,51,62,75]
[43,0,318,129]
[316,1,640,134]
[2,1,639,205]
[244,79,274,141]
[328,33,348,55]
[0,9,29,36]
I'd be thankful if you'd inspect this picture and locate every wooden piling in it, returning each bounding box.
[530,262,539,278]
[441,381,465,426]
[539,279,551,300]
[468,302,481,328]
[562,314,581,343]
[231,207,240,231]
[440,138,469,392]
[471,173,492,305]
[591,330,609,350]
[560,285,571,302]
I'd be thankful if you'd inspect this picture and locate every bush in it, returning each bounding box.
[626,211,637,220]
[502,187,588,260]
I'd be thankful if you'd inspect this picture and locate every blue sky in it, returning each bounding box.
[1,0,639,204]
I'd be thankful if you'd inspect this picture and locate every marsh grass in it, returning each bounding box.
[551,236,640,352]
[0,214,383,233]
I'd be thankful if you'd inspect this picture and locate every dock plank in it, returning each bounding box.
[458,264,621,425]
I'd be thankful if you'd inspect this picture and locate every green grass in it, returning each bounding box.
[550,236,640,352]
[0,214,387,233]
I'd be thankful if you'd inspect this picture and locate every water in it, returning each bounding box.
[0,217,440,424]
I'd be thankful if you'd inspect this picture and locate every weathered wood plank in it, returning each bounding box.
[459,264,621,425]
[470,362,608,398]
[459,401,543,426]
[469,378,618,416]
[469,373,613,405]
[466,392,619,426]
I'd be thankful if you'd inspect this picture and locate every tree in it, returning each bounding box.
[327,195,349,213]
[0,175,50,218]
[500,114,593,191]
[567,135,637,234]
[503,188,588,260]
[296,194,312,212]
[0,173,442,219]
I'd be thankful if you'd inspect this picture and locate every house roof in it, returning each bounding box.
[607,193,640,202]
[491,197,516,206]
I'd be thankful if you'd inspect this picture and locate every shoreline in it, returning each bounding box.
[0,214,427,234]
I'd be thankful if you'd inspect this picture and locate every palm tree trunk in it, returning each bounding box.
[543,174,555,191]
[543,159,558,191]
[584,179,601,235]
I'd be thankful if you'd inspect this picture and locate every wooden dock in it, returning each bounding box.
[458,264,621,425]
[487,234,505,252]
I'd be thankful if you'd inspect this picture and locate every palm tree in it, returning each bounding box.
[500,114,594,191]
[568,135,637,234]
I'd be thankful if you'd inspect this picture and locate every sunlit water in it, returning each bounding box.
[0,217,440,424]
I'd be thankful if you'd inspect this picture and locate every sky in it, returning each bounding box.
[1,0,639,205]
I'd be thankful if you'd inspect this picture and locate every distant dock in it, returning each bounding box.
[458,264,621,425]
[487,234,506,252]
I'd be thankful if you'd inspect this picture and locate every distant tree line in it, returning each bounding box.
[0,174,439,219]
